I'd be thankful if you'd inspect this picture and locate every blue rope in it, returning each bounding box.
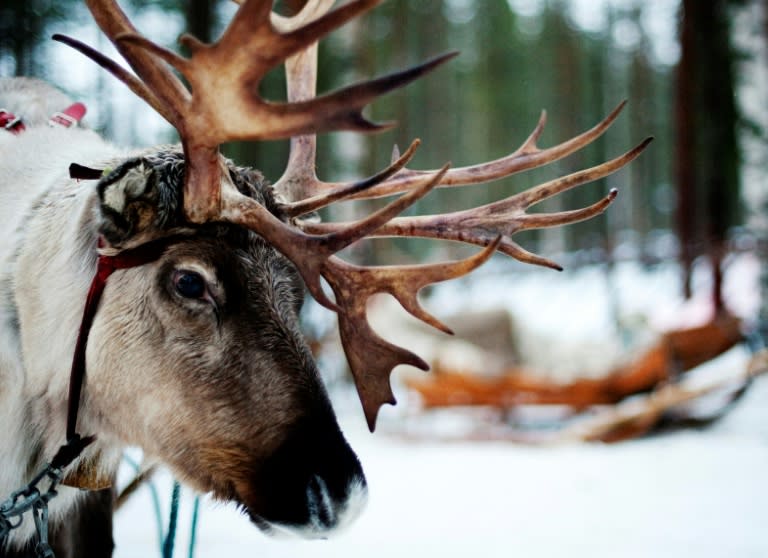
[188,495,201,558]
[123,455,165,551]
[121,457,200,558]
[162,481,181,558]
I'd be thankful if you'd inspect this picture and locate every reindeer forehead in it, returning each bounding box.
[168,228,298,272]
[158,226,303,298]
[97,149,282,245]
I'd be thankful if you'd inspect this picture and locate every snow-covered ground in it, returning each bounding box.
[115,362,768,558]
[114,253,767,558]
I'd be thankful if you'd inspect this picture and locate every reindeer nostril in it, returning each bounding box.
[306,475,336,529]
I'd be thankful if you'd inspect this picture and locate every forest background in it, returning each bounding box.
[1,0,766,326]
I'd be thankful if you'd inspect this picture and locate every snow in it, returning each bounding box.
[113,255,768,558]
[115,364,768,558]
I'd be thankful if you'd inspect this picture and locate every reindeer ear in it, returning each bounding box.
[97,158,156,244]
[97,153,188,245]
[100,159,152,212]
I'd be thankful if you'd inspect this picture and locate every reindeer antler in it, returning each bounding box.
[57,0,651,430]
[55,0,453,221]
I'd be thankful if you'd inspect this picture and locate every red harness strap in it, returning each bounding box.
[1,102,86,137]
[61,236,179,465]
[48,102,87,128]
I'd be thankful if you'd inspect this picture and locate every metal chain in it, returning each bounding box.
[0,463,63,558]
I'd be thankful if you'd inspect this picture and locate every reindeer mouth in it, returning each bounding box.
[248,476,368,539]
[231,413,369,539]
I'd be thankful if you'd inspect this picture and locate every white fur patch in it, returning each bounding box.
[102,163,151,213]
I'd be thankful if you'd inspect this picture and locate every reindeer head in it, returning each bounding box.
[54,0,650,537]
[79,149,366,534]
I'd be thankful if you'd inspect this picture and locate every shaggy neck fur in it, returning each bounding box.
[0,121,127,547]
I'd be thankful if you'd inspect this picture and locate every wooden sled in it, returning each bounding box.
[406,315,743,410]
[403,315,756,442]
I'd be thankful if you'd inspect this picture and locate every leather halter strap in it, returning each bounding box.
[56,236,179,470]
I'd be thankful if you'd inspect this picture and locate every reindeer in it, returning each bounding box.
[0,0,650,556]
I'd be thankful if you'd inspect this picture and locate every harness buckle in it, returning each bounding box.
[48,102,87,129]
[0,109,25,134]
[5,116,23,130]
[48,111,78,128]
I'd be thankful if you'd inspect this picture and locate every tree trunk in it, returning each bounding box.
[675,0,697,298]
[675,0,741,311]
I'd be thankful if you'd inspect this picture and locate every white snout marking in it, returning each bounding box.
[306,476,334,529]
[268,477,368,539]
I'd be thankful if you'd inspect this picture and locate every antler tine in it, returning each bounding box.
[52,34,174,124]
[270,3,446,211]
[301,137,653,269]
[297,100,630,204]
[324,237,501,431]
[215,0,378,64]
[459,136,652,218]
[271,20,324,202]
[269,0,351,200]
[283,139,422,217]
[82,0,190,125]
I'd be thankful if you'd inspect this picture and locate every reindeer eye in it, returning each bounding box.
[174,270,206,299]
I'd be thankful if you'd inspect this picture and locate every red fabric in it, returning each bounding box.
[0,110,26,134]
[2,102,87,134]
[48,102,87,128]
[65,236,181,441]
[65,256,115,440]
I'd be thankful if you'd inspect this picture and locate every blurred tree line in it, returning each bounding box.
[1,0,762,311]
